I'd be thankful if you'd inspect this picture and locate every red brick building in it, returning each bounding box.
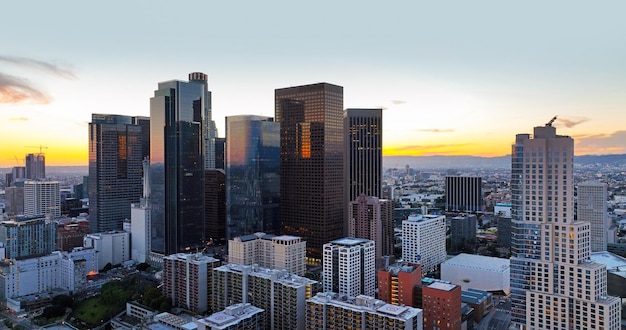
[422,282,462,330]
[377,262,421,306]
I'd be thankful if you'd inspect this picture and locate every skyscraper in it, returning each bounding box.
[445,175,483,212]
[24,180,60,218]
[150,73,208,257]
[205,169,226,246]
[344,108,383,214]
[401,214,447,273]
[89,114,144,233]
[577,180,609,252]
[25,153,45,180]
[509,122,620,329]
[323,237,376,297]
[275,83,344,262]
[348,194,394,265]
[226,115,280,239]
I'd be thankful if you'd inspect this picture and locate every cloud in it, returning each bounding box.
[575,130,626,154]
[391,100,406,105]
[416,128,455,133]
[0,72,50,104]
[8,117,29,121]
[392,143,470,152]
[0,55,77,79]
[556,116,590,128]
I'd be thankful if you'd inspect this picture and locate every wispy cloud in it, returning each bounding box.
[575,130,626,154]
[556,116,590,128]
[0,73,50,104]
[391,100,406,105]
[8,117,29,121]
[392,143,470,152]
[0,55,77,79]
[416,128,455,133]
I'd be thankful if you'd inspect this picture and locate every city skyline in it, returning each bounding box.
[2,1,626,166]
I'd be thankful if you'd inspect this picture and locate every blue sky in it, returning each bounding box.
[1,1,625,165]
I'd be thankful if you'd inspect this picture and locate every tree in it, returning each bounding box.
[42,305,65,319]
[52,294,74,308]
[136,262,150,271]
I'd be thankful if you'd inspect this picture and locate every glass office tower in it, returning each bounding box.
[89,114,144,233]
[150,73,209,257]
[226,115,280,240]
[275,83,344,262]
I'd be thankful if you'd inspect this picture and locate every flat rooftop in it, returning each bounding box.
[428,281,457,291]
[443,253,509,272]
[330,237,371,246]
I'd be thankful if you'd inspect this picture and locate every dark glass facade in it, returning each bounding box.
[275,83,344,261]
[25,153,45,180]
[205,169,226,245]
[214,137,225,170]
[89,114,143,233]
[226,115,280,240]
[150,74,208,256]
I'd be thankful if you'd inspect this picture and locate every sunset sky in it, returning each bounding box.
[1,1,625,166]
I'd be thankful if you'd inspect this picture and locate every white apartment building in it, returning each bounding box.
[197,303,264,330]
[306,292,422,330]
[509,123,620,330]
[84,230,130,269]
[228,232,306,276]
[163,253,220,313]
[213,263,316,330]
[323,237,375,297]
[130,202,151,263]
[24,180,60,218]
[578,180,609,252]
[401,214,446,273]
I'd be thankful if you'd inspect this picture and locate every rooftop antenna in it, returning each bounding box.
[546,116,558,127]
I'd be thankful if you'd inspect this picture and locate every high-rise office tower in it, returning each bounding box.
[214,137,226,170]
[402,214,446,273]
[11,166,25,184]
[24,180,60,218]
[150,73,208,257]
[509,122,620,329]
[89,114,144,233]
[275,83,344,262]
[348,194,394,265]
[205,169,226,246]
[131,159,151,263]
[25,153,45,180]
[449,214,477,252]
[422,282,462,330]
[187,72,217,170]
[344,109,383,223]
[578,180,609,252]
[226,115,280,239]
[378,262,422,306]
[323,237,376,297]
[445,175,483,212]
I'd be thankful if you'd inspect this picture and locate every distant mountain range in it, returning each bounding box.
[383,154,626,170]
[1,154,624,175]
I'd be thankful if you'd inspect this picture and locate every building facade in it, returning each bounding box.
[578,180,609,252]
[150,73,209,256]
[275,83,344,262]
[377,262,422,307]
[162,253,220,314]
[83,231,130,268]
[0,216,56,259]
[24,180,60,218]
[344,108,383,229]
[402,214,447,273]
[422,282,462,330]
[348,194,394,266]
[205,169,226,246]
[449,214,477,252]
[323,237,376,297]
[445,175,483,212]
[306,292,423,330]
[25,153,45,180]
[509,122,620,329]
[228,232,306,276]
[212,263,316,330]
[226,115,280,240]
[89,114,144,233]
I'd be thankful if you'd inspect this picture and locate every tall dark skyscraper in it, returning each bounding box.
[205,169,226,246]
[444,175,483,212]
[275,83,344,262]
[214,137,226,170]
[225,115,280,240]
[25,153,45,180]
[150,73,209,257]
[344,108,382,233]
[89,114,144,233]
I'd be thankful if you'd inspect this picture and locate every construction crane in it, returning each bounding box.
[25,145,49,154]
[546,116,558,127]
